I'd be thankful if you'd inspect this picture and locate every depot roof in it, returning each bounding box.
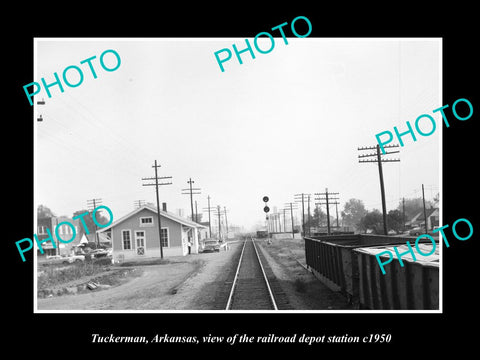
[97,204,207,233]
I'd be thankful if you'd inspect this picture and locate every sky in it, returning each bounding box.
[34,38,441,231]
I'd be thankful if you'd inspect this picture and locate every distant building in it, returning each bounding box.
[97,204,207,262]
[36,216,83,256]
[407,207,439,230]
[198,222,210,240]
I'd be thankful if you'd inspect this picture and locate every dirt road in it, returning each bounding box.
[37,243,241,311]
[37,239,352,311]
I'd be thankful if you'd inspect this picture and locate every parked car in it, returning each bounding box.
[45,254,85,265]
[202,239,221,252]
[46,255,70,265]
[409,227,423,236]
[90,249,109,258]
[69,254,85,263]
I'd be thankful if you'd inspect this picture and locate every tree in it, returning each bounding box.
[189,213,203,222]
[72,209,110,235]
[312,206,326,227]
[359,209,383,234]
[397,198,433,221]
[38,205,55,218]
[387,209,403,233]
[341,199,367,231]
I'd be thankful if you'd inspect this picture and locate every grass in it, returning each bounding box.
[119,258,172,267]
[294,278,307,293]
[38,260,113,289]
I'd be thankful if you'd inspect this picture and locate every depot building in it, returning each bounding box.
[98,204,208,262]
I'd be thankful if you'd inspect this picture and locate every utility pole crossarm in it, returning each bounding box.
[141,160,172,258]
[87,198,103,247]
[358,144,400,235]
[181,178,201,223]
[358,144,399,150]
[294,193,311,237]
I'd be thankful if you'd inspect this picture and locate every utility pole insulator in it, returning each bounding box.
[142,160,172,258]
[358,144,400,235]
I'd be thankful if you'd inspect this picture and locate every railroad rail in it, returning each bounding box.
[225,238,278,310]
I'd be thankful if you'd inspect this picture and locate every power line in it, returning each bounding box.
[87,198,102,246]
[203,195,214,238]
[223,206,229,238]
[212,205,224,241]
[284,202,299,238]
[133,200,146,209]
[358,144,400,235]
[181,178,201,223]
[294,193,310,237]
[142,160,172,259]
[315,189,339,235]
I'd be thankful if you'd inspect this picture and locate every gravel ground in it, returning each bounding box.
[255,238,354,310]
[36,242,242,311]
[36,238,352,311]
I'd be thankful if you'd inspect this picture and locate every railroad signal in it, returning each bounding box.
[263,196,270,213]
[262,196,271,237]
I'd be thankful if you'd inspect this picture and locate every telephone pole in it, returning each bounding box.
[182,178,201,223]
[142,160,172,258]
[87,198,102,246]
[224,206,229,239]
[195,200,199,223]
[203,195,214,238]
[294,193,310,237]
[358,144,400,235]
[133,200,146,209]
[315,189,339,235]
[422,184,428,233]
[271,212,277,233]
[333,201,340,228]
[212,205,223,241]
[284,202,299,239]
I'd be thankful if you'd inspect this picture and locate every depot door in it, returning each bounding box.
[135,231,146,256]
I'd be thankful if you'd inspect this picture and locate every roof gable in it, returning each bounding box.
[98,204,207,232]
[416,207,438,221]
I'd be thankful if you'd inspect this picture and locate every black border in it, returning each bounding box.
[6,4,478,354]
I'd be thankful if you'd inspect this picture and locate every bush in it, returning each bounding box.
[37,261,111,290]
[119,258,171,267]
[294,278,307,293]
[93,257,113,266]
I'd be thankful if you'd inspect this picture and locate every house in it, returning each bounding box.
[36,215,83,256]
[407,207,439,231]
[97,204,207,262]
[198,222,210,240]
[82,232,112,248]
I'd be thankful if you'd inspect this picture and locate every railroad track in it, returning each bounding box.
[225,238,278,310]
